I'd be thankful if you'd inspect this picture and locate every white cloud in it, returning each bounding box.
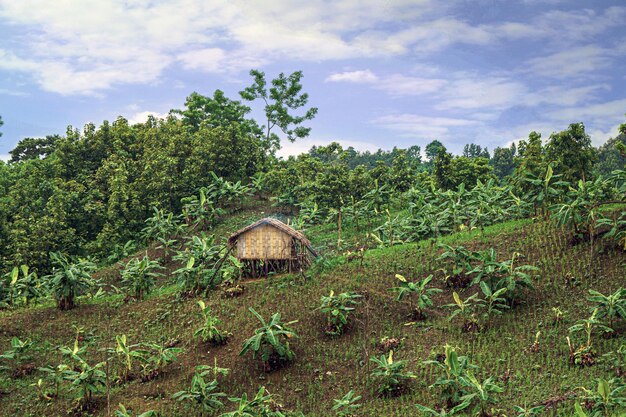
[372,113,480,139]
[325,70,378,83]
[0,154,10,162]
[528,45,614,78]
[546,99,626,126]
[127,111,169,125]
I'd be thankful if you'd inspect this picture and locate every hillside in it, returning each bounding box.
[1,202,624,417]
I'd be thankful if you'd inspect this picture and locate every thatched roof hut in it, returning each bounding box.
[228,218,316,277]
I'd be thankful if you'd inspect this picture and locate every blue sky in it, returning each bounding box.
[1,0,625,160]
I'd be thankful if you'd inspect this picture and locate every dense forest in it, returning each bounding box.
[0,70,624,277]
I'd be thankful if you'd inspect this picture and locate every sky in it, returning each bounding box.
[0,0,625,161]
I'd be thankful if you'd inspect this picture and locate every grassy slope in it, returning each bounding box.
[0,203,625,417]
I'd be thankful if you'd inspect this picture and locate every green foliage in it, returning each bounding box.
[44,252,97,310]
[318,290,362,335]
[0,264,42,307]
[587,288,626,329]
[422,345,476,408]
[109,334,149,382]
[369,350,416,396]
[332,390,362,416]
[194,300,230,345]
[512,404,545,417]
[240,69,318,149]
[60,341,107,404]
[576,378,626,417]
[115,403,158,417]
[221,386,292,417]
[240,308,298,370]
[390,274,441,318]
[120,255,163,300]
[173,365,226,414]
[545,122,597,184]
[0,337,35,374]
[141,342,182,379]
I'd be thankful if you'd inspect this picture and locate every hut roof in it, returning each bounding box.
[227,217,313,248]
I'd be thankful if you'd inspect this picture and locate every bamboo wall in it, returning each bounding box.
[236,224,293,260]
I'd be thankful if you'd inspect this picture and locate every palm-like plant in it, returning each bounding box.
[332,390,362,416]
[141,342,182,380]
[444,292,481,332]
[587,288,626,329]
[512,404,545,417]
[114,403,157,417]
[173,366,226,415]
[415,400,471,417]
[0,337,35,374]
[220,386,286,417]
[194,300,230,345]
[576,378,626,417]
[45,252,97,310]
[318,290,362,335]
[109,334,148,382]
[369,350,416,396]
[240,308,298,371]
[423,345,476,408]
[121,255,163,300]
[461,370,504,416]
[390,274,442,319]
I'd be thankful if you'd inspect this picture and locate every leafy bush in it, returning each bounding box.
[173,365,226,414]
[0,337,35,376]
[240,308,298,371]
[194,300,230,345]
[390,274,441,319]
[369,350,416,396]
[318,290,361,335]
[44,252,98,310]
[121,255,163,300]
[332,390,362,416]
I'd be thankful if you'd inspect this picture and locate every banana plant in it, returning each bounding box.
[423,345,476,408]
[38,363,70,399]
[369,350,416,396]
[109,335,149,382]
[478,282,508,325]
[390,274,442,319]
[240,308,299,371]
[576,378,626,417]
[121,255,163,300]
[141,342,182,380]
[44,252,98,310]
[172,365,226,415]
[332,390,362,416]
[587,288,626,329]
[115,403,157,417]
[444,292,481,332]
[0,337,35,374]
[512,404,545,417]
[220,386,286,417]
[569,309,613,350]
[460,370,504,416]
[194,300,230,345]
[415,399,471,417]
[597,212,626,251]
[318,290,362,335]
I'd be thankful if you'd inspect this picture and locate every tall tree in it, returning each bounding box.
[240,70,318,153]
[10,135,61,162]
[425,140,445,162]
[433,148,453,189]
[490,146,515,179]
[545,122,596,182]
